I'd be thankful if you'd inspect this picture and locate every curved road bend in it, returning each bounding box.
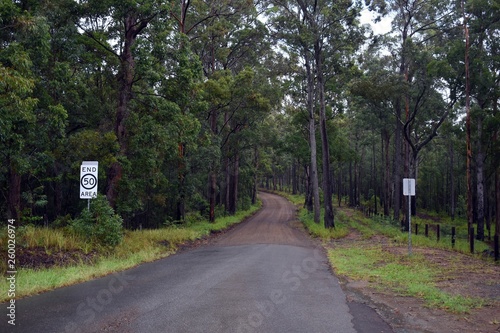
[2,192,392,333]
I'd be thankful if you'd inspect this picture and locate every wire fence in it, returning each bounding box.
[358,206,499,261]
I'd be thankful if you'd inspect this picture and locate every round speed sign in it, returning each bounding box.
[81,173,97,190]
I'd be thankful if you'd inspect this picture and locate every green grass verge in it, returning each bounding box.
[345,210,491,255]
[261,189,304,206]
[266,191,490,314]
[299,209,350,240]
[268,190,492,256]
[328,245,484,313]
[0,202,261,302]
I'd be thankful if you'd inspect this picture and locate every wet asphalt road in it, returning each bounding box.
[2,192,393,333]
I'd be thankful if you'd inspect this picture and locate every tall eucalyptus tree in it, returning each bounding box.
[176,0,272,218]
[461,0,500,240]
[74,0,170,206]
[381,0,456,223]
[264,0,321,222]
[265,0,364,228]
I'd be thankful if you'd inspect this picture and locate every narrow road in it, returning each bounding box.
[2,192,392,333]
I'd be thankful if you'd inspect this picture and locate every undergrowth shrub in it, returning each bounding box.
[70,195,123,248]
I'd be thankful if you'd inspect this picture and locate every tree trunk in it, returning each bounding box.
[494,96,499,242]
[176,143,186,221]
[304,46,320,223]
[309,104,320,224]
[403,62,412,225]
[394,99,403,224]
[305,165,313,211]
[449,142,456,220]
[223,112,230,212]
[228,153,239,215]
[383,130,391,216]
[496,168,500,239]
[393,2,411,226]
[315,40,334,229]
[7,164,21,222]
[410,152,417,216]
[476,116,485,240]
[208,108,218,223]
[209,170,217,222]
[463,2,474,236]
[106,54,131,205]
[225,155,230,212]
[372,136,377,215]
[349,161,354,207]
[292,161,298,195]
[274,172,277,191]
[252,148,259,205]
[53,163,63,219]
[106,15,148,207]
[337,161,342,207]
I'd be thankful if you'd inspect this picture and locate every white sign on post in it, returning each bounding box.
[80,161,98,199]
[403,178,416,196]
[403,178,416,256]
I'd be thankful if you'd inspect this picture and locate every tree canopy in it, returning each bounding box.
[1,0,499,242]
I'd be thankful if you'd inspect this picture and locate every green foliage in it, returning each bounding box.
[1,0,498,245]
[360,194,379,211]
[70,195,123,248]
[63,130,119,173]
[0,45,38,168]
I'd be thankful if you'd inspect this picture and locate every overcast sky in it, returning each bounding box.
[359,8,393,35]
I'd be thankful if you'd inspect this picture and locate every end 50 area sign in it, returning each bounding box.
[80,161,98,199]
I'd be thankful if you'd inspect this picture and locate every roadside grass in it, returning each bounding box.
[299,209,350,240]
[328,245,485,313]
[270,190,492,257]
[349,210,491,255]
[0,202,261,302]
[263,189,304,206]
[269,190,492,314]
[0,225,92,252]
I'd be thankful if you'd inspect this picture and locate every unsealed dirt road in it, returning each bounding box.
[212,192,311,247]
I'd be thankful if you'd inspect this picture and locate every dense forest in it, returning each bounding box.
[1,0,499,242]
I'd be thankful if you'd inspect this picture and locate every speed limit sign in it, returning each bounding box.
[80,161,98,199]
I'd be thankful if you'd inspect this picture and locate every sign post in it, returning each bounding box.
[403,178,415,256]
[80,161,98,209]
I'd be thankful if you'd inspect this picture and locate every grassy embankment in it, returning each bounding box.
[0,202,261,302]
[275,190,492,314]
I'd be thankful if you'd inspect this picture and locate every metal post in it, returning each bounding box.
[408,191,412,256]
